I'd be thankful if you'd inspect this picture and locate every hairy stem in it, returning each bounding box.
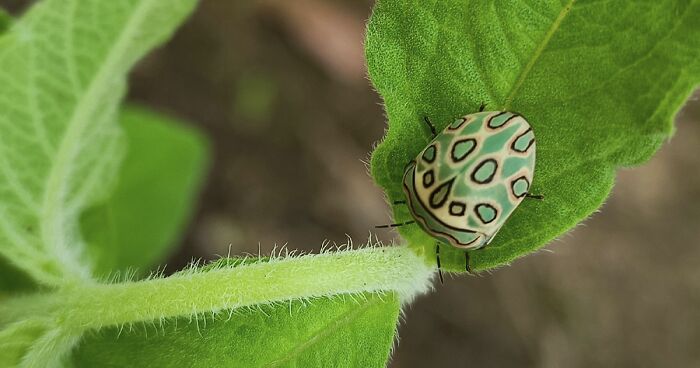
[2,246,433,331]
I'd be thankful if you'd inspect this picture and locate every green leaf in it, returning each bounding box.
[0,318,80,368]
[73,293,400,368]
[1,106,209,290]
[0,320,47,365]
[80,106,209,278]
[0,6,206,291]
[0,256,35,294]
[0,0,198,286]
[366,0,700,271]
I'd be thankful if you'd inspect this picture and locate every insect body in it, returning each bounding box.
[402,111,536,250]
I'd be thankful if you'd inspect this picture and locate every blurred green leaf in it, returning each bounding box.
[1,106,209,290]
[0,320,47,364]
[0,4,35,295]
[81,106,209,278]
[0,257,35,294]
[366,0,700,271]
[73,293,400,368]
[0,0,198,286]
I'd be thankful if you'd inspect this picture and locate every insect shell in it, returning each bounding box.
[402,111,536,250]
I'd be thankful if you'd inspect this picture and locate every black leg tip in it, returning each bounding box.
[375,221,415,229]
[465,252,472,274]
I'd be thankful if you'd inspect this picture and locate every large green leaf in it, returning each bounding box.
[0,0,198,286]
[73,293,400,368]
[366,0,700,271]
[81,106,209,278]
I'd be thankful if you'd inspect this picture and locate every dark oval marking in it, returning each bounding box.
[487,112,519,129]
[449,201,466,216]
[422,144,436,163]
[450,138,477,163]
[422,169,435,188]
[470,159,498,184]
[511,176,530,198]
[475,203,498,224]
[448,117,467,130]
[429,178,455,209]
[511,128,535,153]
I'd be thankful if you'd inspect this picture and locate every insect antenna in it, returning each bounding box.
[375,220,415,229]
[393,200,406,205]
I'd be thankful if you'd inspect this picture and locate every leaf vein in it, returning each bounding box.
[39,0,157,282]
[502,0,576,109]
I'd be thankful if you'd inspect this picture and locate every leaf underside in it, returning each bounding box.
[366,0,700,271]
[0,0,198,286]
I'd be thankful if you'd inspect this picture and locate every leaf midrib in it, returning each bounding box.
[38,0,156,283]
[502,0,576,110]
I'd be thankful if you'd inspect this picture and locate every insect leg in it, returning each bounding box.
[436,243,444,284]
[423,117,437,138]
[479,101,486,112]
[465,251,472,274]
[375,220,415,229]
[525,193,544,200]
[393,200,407,205]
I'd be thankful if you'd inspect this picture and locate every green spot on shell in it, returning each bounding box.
[429,179,453,208]
[422,145,436,162]
[488,113,511,128]
[513,130,534,152]
[476,204,497,223]
[452,139,476,161]
[512,177,529,197]
[449,118,465,129]
[473,160,497,183]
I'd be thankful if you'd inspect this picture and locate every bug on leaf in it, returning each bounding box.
[379,104,541,279]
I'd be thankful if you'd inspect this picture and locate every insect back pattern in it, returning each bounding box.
[402,111,536,250]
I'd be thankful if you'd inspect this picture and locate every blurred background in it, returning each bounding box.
[5,0,700,367]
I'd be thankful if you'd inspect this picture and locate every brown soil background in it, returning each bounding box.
[6,1,700,366]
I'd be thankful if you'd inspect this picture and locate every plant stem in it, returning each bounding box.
[2,246,433,331]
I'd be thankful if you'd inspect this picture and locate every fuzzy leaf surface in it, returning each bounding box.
[366,0,700,271]
[73,293,400,368]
